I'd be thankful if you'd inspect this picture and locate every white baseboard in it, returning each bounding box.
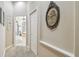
[40,41,74,57]
[3,50,5,57]
[5,45,13,51]
[3,45,13,57]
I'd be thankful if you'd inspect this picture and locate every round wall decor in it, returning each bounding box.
[46,1,60,30]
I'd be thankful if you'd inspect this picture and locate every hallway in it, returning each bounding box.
[0,1,79,57]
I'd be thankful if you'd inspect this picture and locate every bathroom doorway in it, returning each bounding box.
[14,16,26,47]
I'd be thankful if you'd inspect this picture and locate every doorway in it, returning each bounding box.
[14,16,26,47]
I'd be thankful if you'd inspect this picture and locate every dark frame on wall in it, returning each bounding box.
[0,7,5,26]
[0,8,2,24]
[3,11,5,26]
[46,1,60,30]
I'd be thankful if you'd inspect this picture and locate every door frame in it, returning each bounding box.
[29,7,39,55]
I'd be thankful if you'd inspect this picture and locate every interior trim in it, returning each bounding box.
[5,45,13,51]
[40,40,74,57]
[3,45,13,57]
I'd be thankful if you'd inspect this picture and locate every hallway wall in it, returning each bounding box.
[0,2,5,56]
[39,1,75,56]
[0,1,13,56]
[3,1,13,48]
[0,24,5,56]
[75,1,79,57]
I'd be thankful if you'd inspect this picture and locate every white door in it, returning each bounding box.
[30,9,38,55]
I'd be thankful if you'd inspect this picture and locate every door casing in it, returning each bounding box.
[30,8,38,55]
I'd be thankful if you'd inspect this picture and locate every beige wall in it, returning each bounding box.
[0,2,5,56]
[75,1,79,57]
[3,1,13,48]
[0,24,5,56]
[0,1,13,56]
[39,1,75,55]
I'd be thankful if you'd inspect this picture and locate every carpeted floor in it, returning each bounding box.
[5,46,36,57]
[5,43,64,57]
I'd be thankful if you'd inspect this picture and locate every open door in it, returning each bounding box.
[30,9,38,55]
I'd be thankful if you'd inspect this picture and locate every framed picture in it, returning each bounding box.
[0,7,5,26]
[46,1,60,30]
[0,8,2,24]
[3,11,5,26]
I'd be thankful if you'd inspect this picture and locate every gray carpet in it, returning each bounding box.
[5,44,64,57]
[5,46,36,57]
